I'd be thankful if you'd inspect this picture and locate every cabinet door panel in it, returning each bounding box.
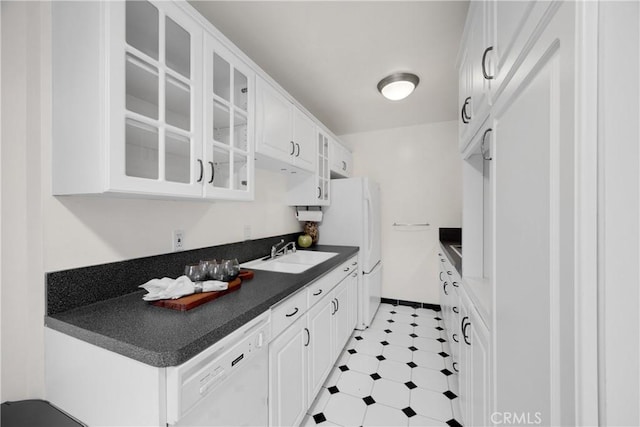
[256,78,293,162]
[111,0,203,196]
[269,319,307,427]
[307,298,334,400]
[292,107,316,172]
[204,37,254,200]
[492,3,575,425]
[332,280,352,357]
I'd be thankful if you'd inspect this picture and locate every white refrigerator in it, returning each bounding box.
[318,177,382,329]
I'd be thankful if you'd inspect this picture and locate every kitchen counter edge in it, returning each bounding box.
[45,245,359,368]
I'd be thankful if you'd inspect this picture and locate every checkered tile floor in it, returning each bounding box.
[302,303,463,427]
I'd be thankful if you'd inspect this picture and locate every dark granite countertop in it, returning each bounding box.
[45,245,358,368]
[439,228,462,275]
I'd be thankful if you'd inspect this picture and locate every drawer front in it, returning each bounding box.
[271,290,308,338]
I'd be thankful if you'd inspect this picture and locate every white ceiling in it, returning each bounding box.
[189,1,469,136]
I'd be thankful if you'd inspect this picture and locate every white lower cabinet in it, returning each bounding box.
[307,294,334,401]
[456,287,491,427]
[269,314,309,427]
[269,257,358,427]
[439,251,490,427]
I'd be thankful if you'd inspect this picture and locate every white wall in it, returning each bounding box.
[0,2,299,401]
[341,121,462,305]
[598,2,640,424]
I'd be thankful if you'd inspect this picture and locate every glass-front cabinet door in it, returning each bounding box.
[110,0,203,196]
[204,36,254,200]
[317,132,330,204]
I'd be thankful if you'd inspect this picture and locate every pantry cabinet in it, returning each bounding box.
[255,76,316,173]
[52,0,255,200]
[457,0,585,425]
[269,257,358,427]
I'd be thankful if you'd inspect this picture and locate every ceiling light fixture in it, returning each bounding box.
[377,72,420,101]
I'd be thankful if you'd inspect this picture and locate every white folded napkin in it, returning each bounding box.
[140,275,228,301]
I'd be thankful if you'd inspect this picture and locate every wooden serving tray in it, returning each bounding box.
[151,277,242,312]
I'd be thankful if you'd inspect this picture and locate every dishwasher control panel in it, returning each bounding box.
[165,312,271,424]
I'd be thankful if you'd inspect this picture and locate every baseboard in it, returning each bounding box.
[381,298,441,311]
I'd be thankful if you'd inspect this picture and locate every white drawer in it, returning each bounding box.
[271,290,308,338]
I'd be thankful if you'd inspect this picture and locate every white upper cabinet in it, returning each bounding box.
[52,1,256,201]
[53,1,204,198]
[329,139,353,178]
[285,128,330,206]
[457,1,493,151]
[203,37,255,200]
[255,76,315,173]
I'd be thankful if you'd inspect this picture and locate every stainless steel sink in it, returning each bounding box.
[241,251,338,274]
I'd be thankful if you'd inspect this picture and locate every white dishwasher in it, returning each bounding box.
[166,312,271,426]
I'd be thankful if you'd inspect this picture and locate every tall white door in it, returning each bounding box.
[492,2,576,425]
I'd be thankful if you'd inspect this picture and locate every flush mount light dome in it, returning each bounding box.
[377,72,420,101]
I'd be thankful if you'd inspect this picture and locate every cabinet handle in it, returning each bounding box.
[331,299,337,315]
[481,128,493,161]
[295,143,301,157]
[208,161,215,184]
[462,316,471,345]
[438,253,443,257]
[352,262,357,266]
[336,297,339,312]
[344,267,350,272]
[482,46,494,80]
[452,281,459,288]
[290,141,295,155]
[461,97,471,123]
[317,186,322,199]
[304,328,310,347]
[342,160,346,171]
[453,362,459,372]
[313,289,323,296]
[453,306,459,314]
[447,271,452,276]
[443,282,449,296]
[452,333,459,343]
[197,159,204,183]
[285,307,299,318]
[439,271,444,281]
[351,272,358,277]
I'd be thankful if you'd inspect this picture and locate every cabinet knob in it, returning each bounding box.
[482,46,494,80]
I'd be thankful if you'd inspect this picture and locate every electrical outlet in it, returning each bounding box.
[243,225,252,240]
[173,230,185,251]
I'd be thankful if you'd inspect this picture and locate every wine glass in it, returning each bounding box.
[184,264,206,283]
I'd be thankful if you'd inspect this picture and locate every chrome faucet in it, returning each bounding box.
[270,239,296,259]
